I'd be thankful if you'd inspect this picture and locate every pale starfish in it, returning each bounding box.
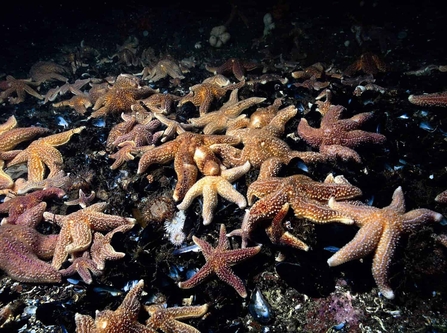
[327,186,443,299]
[177,161,251,225]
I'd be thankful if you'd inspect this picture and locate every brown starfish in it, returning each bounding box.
[229,174,361,249]
[297,104,386,163]
[205,58,259,81]
[137,131,240,202]
[178,224,261,297]
[0,75,43,104]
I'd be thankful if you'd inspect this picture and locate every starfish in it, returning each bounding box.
[90,224,134,270]
[408,91,447,107]
[59,250,102,284]
[110,118,162,148]
[75,279,153,333]
[43,202,136,269]
[0,187,66,224]
[211,104,326,179]
[343,52,387,76]
[178,223,261,297]
[53,93,93,115]
[29,61,69,83]
[177,161,251,225]
[326,186,443,299]
[43,78,91,103]
[138,92,181,114]
[143,58,185,82]
[188,89,266,134]
[145,303,208,333]
[205,57,259,81]
[152,113,195,143]
[90,74,157,118]
[0,75,43,104]
[178,75,245,115]
[0,115,49,160]
[109,141,154,170]
[7,126,85,182]
[0,207,61,283]
[297,104,386,163]
[229,174,362,249]
[435,189,447,203]
[137,131,240,202]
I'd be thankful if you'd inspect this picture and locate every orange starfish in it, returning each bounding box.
[7,127,85,182]
[0,75,43,104]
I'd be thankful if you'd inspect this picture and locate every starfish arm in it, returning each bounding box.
[42,127,85,146]
[118,279,145,320]
[52,225,72,269]
[137,141,178,174]
[177,179,207,210]
[202,184,219,225]
[341,130,387,147]
[216,181,247,209]
[0,127,49,151]
[66,221,93,254]
[34,234,59,260]
[387,186,406,213]
[320,144,362,163]
[88,211,136,232]
[401,208,443,232]
[372,223,401,299]
[178,261,214,289]
[215,264,248,297]
[321,105,345,127]
[247,177,286,205]
[221,161,251,183]
[327,220,383,267]
[223,246,262,266]
[162,320,201,333]
[297,118,323,148]
[192,236,214,258]
[164,304,209,320]
[328,198,379,226]
[173,152,199,202]
[74,313,95,333]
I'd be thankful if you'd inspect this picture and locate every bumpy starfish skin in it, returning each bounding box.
[177,161,251,225]
[75,280,154,333]
[230,174,361,249]
[178,224,261,298]
[205,58,259,81]
[145,304,208,333]
[212,104,326,178]
[327,186,443,299]
[138,131,240,202]
[0,187,66,224]
[0,115,49,160]
[189,89,266,134]
[0,75,43,104]
[178,75,245,115]
[297,104,386,163]
[90,74,156,118]
[0,222,61,283]
[408,91,447,107]
[7,127,85,182]
[43,202,136,269]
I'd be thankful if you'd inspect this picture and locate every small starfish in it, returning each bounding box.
[59,250,102,284]
[29,61,69,83]
[143,58,185,82]
[178,224,261,297]
[0,75,43,104]
[205,58,259,81]
[177,161,251,225]
[343,52,386,76]
[90,74,157,118]
[178,75,245,115]
[43,202,136,269]
[327,186,443,299]
[297,104,386,163]
[7,127,85,182]
[53,93,93,115]
[145,303,208,333]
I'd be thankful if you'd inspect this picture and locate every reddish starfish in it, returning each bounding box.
[178,224,261,298]
[297,104,386,163]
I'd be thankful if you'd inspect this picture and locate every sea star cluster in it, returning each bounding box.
[1,4,447,332]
